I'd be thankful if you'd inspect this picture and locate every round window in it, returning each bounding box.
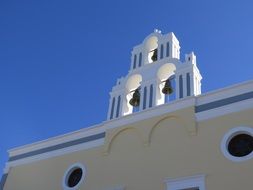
[221,127,253,162]
[67,168,83,187]
[62,163,86,190]
[228,134,253,157]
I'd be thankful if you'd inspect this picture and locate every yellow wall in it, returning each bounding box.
[4,107,253,190]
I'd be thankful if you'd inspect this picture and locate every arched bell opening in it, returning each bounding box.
[157,63,176,105]
[123,74,142,116]
[145,36,158,64]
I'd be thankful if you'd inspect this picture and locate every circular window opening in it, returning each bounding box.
[228,134,253,157]
[221,127,253,162]
[67,168,83,187]
[63,163,86,190]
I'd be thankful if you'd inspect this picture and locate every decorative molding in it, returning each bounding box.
[165,174,206,190]
[148,115,187,145]
[5,138,104,173]
[195,91,253,113]
[196,97,253,122]
[9,124,105,157]
[9,132,105,161]
[104,127,144,154]
[103,97,196,130]
[196,80,253,105]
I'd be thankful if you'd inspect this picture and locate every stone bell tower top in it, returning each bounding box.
[107,30,202,120]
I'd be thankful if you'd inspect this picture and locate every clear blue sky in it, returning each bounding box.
[1,0,253,176]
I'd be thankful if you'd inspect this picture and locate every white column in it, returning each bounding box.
[139,87,144,111]
[194,77,198,95]
[130,53,134,70]
[112,90,124,118]
[190,72,194,96]
[118,94,123,117]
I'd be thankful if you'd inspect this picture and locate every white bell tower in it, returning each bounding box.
[107,30,202,120]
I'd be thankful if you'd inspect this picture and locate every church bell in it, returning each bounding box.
[151,48,158,62]
[162,79,173,95]
[129,88,140,107]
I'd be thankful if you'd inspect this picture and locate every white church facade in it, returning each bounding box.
[1,30,253,190]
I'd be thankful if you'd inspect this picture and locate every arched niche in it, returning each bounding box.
[156,63,176,105]
[104,127,144,154]
[148,115,184,144]
[123,74,142,115]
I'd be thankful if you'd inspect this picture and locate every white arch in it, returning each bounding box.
[142,32,162,46]
[145,36,158,50]
[125,74,142,91]
[157,63,176,81]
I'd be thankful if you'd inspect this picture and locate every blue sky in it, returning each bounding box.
[1,0,253,176]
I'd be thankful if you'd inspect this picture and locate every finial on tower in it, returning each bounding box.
[154,28,161,33]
